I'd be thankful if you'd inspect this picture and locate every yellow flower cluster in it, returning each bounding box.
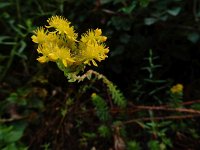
[170,83,183,94]
[32,16,109,68]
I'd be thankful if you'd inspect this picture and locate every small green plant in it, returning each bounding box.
[91,93,111,122]
[132,49,170,103]
[145,120,173,150]
[169,83,184,107]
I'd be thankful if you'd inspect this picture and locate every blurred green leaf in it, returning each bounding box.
[0,36,17,45]
[98,125,110,138]
[144,18,157,25]
[111,45,124,57]
[187,32,199,43]
[2,143,28,150]
[108,16,132,31]
[160,15,168,21]
[0,2,12,8]
[167,7,181,16]
[120,1,137,14]
[2,143,17,150]
[15,40,27,59]
[120,33,131,44]
[127,141,141,150]
[100,0,113,5]
[82,132,96,139]
[139,0,149,7]
[5,127,25,143]
[148,140,160,150]
[0,122,27,144]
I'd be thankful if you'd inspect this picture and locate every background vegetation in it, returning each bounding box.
[1,0,200,149]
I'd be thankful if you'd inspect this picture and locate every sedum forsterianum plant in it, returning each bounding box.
[32,16,108,73]
[32,16,126,107]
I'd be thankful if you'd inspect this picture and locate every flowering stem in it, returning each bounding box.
[69,69,126,108]
[73,69,105,82]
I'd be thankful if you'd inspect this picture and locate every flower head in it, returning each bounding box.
[81,28,107,44]
[48,46,75,67]
[47,16,77,41]
[79,41,109,66]
[36,43,55,63]
[32,15,109,69]
[31,27,47,44]
[170,83,183,94]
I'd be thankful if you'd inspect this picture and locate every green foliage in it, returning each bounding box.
[132,49,170,103]
[104,79,126,108]
[0,12,33,82]
[41,143,51,150]
[0,122,28,150]
[6,88,30,106]
[148,140,161,150]
[0,86,46,149]
[63,69,126,108]
[141,111,173,150]
[139,0,149,7]
[127,141,141,150]
[98,125,111,138]
[169,91,183,107]
[91,93,111,122]
[142,49,161,79]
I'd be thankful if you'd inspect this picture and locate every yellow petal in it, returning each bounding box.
[95,28,102,36]
[92,60,98,66]
[84,60,91,66]
[31,35,38,43]
[37,56,48,63]
[104,48,109,53]
[101,36,107,42]
[67,57,75,63]
[62,59,67,67]
[36,47,42,53]
[48,53,58,61]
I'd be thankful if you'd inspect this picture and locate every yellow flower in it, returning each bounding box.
[170,84,183,94]
[31,27,47,44]
[91,93,97,98]
[32,15,109,69]
[79,41,109,66]
[48,46,75,67]
[81,28,107,44]
[95,29,107,42]
[46,33,60,43]
[95,28,102,36]
[46,16,77,41]
[36,43,55,63]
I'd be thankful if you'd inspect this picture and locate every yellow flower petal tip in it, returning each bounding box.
[91,93,97,98]
[95,28,102,36]
[101,36,107,42]
[37,56,48,63]
[48,53,58,61]
[32,27,47,44]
